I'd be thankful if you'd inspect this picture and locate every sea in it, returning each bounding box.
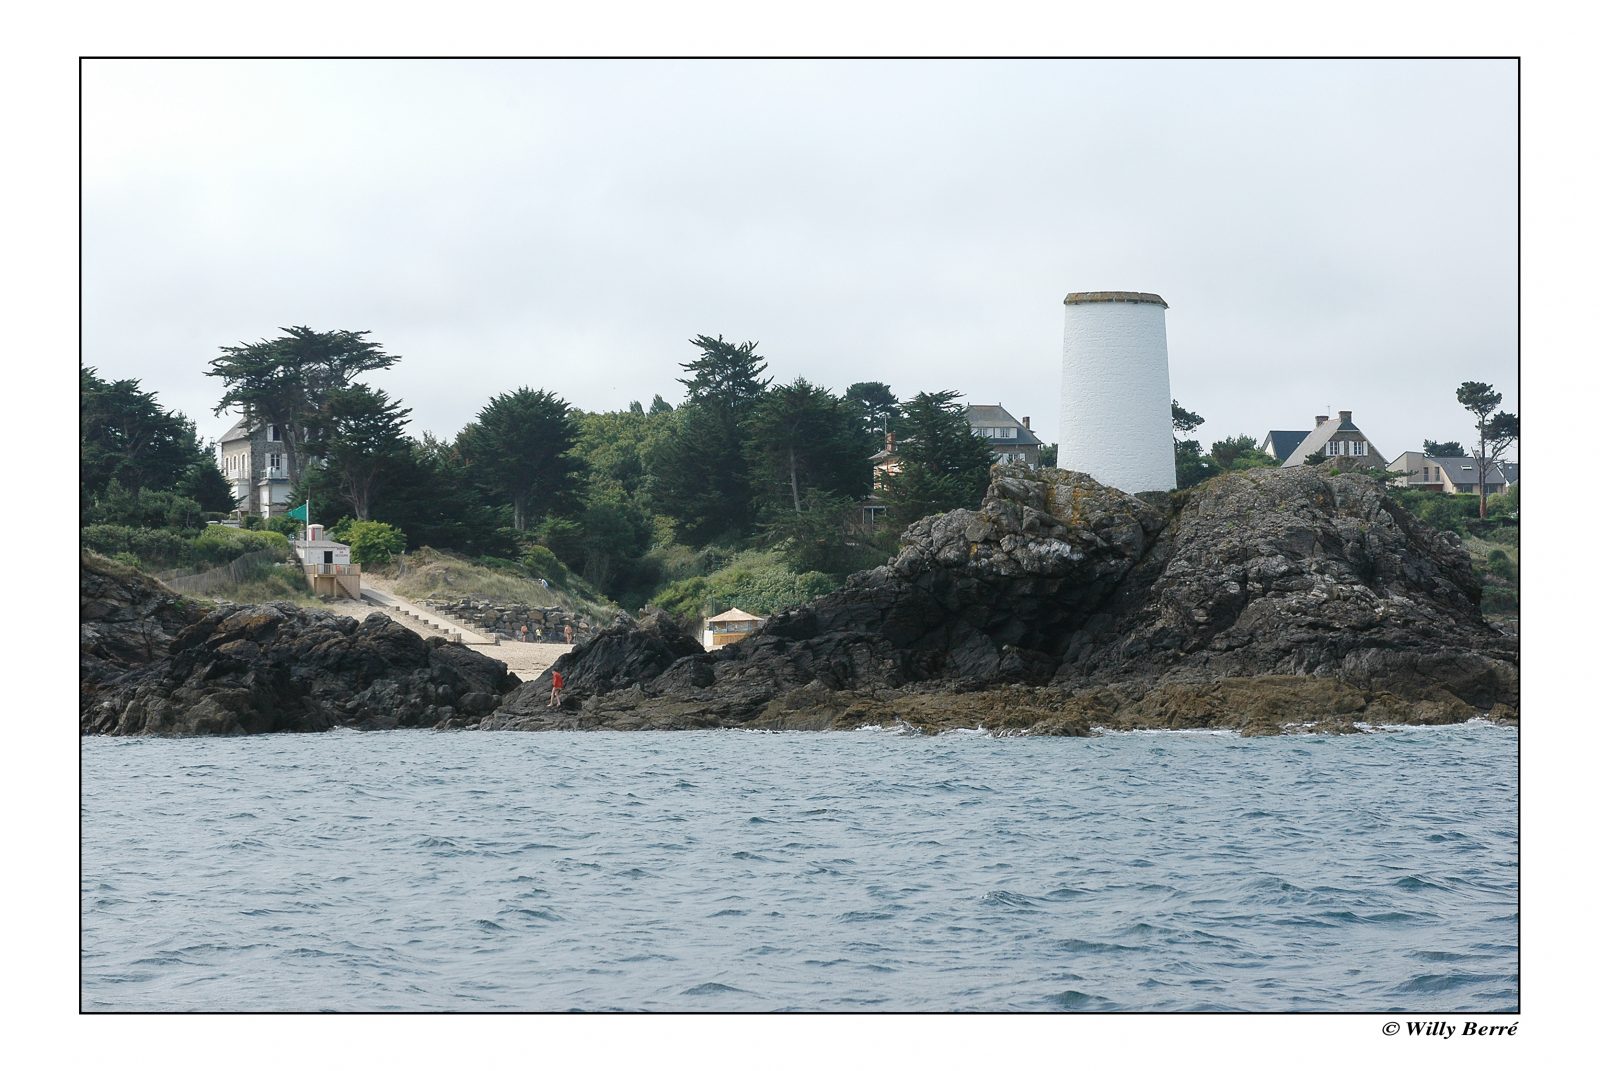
[81,723,1518,1012]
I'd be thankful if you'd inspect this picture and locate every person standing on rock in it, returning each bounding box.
[548,669,564,709]
[563,623,574,645]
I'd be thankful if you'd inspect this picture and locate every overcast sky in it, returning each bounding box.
[82,59,1518,460]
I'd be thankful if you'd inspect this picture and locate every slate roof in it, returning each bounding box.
[1435,456,1508,488]
[963,404,1043,446]
[1263,430,1309,460]
[219,414,255,442]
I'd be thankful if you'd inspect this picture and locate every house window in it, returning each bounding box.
[267,425,282,442]
[996,427,1016,440]
[1352,440,1367,456]
[269,453,283,472]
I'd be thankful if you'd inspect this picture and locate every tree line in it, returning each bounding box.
[82,328,1001,610]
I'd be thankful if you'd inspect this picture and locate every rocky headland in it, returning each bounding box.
[81,465,1518,736]
[484,466,1517,735]
[81,553,517,735]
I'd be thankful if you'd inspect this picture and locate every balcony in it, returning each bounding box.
[307,563,361,576]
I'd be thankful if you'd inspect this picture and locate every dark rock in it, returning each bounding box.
[482,465,1517,733]
[80,555,520,736]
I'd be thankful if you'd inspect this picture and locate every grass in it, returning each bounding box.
[370,547,620,623]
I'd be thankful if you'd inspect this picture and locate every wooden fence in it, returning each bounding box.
[160,549,293,596]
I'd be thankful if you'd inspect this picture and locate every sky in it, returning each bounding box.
[82,58,1518,460]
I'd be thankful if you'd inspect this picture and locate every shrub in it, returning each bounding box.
[191,525,290,565]
[85,484,206,532]
[646,549,842,621]
[80,524,193,568]
[341,520,406,565]
[520,544,564,579]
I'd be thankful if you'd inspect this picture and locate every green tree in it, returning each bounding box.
[1210,434,1277,472]
[305,384,412,520]
[748,378,873,514]
[378,434,514,557]
[207,326,399,483]
[645,403,753,545]
[1039,443,1058,468]
[1456,382,1519,519]
[457,388,583,532]
[1171,400,1215,488]
[761,488,886,576]
[1423,439,1466,457]
[648,394,674,415]
[879,390,994,524]
[178,458,240,513]
[81,367,210,500]
[645,335,773,545]
[678,334,771,416]
[333,519,407,565]
[844,381,900,440]
[1175,440,1219,488]
[1171,399,1204,435]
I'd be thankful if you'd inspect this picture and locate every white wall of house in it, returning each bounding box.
[296,540,352,567]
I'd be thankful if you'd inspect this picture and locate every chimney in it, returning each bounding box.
[1338,410,1352,424]
[885,432,895,452]
[1314,415,1328,426]
[1022,416,1031,430]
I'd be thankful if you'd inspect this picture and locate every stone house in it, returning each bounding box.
[1260,410,1387,468]
[217,416,300,518]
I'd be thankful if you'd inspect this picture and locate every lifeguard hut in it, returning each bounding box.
[701,607,765,650]
[293,523,362,599]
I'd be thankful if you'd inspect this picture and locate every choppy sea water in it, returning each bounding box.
[81,724,1517,1012]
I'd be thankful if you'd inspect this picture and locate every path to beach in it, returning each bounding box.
[322,592,571,683]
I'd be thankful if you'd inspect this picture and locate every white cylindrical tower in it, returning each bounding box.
[1058,291,1176,493]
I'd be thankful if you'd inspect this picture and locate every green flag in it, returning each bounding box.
[286,501,309,522]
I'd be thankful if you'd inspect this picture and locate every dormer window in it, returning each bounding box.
[267,424,282,442]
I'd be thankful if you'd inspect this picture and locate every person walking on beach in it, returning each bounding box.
[548,669,564,709]
[563,623,574,645]
[519,624,528,643]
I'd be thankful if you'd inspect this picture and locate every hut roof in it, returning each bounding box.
[705,607,765,624]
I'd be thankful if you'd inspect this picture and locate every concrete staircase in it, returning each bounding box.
[360,587,496,645]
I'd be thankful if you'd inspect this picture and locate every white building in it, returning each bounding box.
[293,524,361,598]
[1058,291,1176,493]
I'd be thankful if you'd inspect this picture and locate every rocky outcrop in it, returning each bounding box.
[487,466,1517,733]
[80,553,518,736]
[81,551,207,704]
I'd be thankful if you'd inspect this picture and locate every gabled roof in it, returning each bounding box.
[1280,421,1341,466]
[963,404,1043,446]
[1263,430,1309,460]
[1280,416,1384,467]
[219,414,255,443]
[1499,462,1519,484]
